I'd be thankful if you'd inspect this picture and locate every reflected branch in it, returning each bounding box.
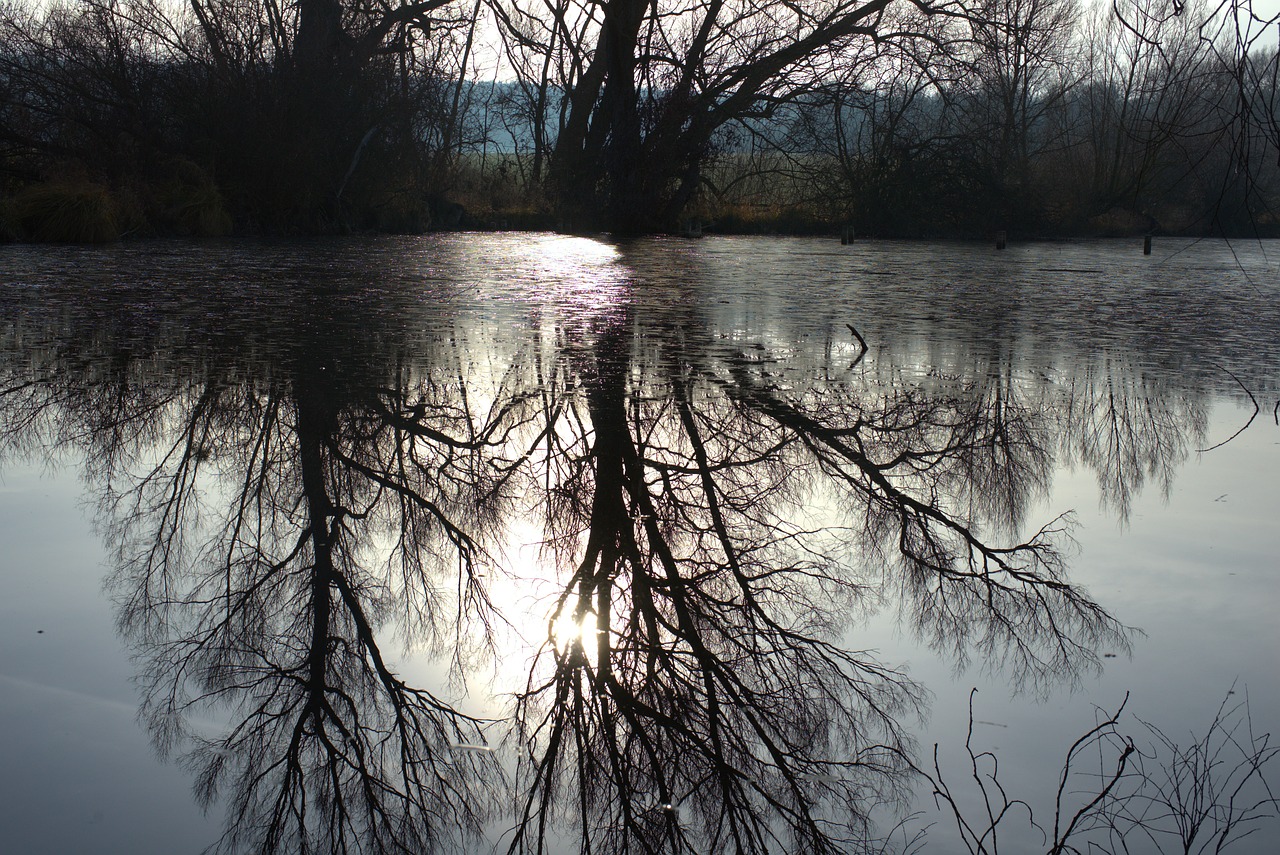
[718,359,1129,692]
[0,297,514,852]
[111,358,509,853]
[1197,363,1260,452]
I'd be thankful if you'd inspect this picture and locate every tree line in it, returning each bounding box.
[1,0,1276,239]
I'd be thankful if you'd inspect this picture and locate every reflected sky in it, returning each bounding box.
[1,235,1277,854]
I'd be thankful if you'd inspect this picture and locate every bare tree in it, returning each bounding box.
[489,0,969,232]
[947,0,1081,229]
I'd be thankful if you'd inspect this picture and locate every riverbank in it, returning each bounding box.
[4,174,1276,244]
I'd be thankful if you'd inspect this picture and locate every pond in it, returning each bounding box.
[1,234,1277,854]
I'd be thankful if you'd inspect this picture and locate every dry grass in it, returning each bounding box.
[161,159,233,237]
[5,179,122,242]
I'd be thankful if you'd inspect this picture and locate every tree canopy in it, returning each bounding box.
[0,0,1277,235]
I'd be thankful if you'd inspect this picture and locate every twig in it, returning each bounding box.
[846,323,868,368]
[1198,364,1259,452]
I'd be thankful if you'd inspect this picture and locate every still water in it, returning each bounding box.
[1,234,1277,854]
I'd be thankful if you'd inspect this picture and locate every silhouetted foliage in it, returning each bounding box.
[0,0,483,233]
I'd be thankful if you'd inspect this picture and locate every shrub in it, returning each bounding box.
[5,180,122,243]
[160,159,233,237]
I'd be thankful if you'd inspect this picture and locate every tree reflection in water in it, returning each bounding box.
[498,306,926,854]
[2,282,508,853]
[0,244,1215,854]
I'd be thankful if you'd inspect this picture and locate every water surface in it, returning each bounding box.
[1,234,1277,854]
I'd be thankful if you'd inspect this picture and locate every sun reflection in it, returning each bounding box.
[534,235,621,267]
[528,235,631,313]
[549,608,608,654]
[470,525,616,701]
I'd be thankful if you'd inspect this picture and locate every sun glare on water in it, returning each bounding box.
[529,235,631,309]
[535,235,620,266]
[550,609,607,653]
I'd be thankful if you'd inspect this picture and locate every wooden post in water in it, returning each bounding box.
[995,230,1007,250]
[841,224,854,245]
[1143,234,1152,255]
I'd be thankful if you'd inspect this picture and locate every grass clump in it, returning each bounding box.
[160,159,233,237]
[4,180,122,243]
